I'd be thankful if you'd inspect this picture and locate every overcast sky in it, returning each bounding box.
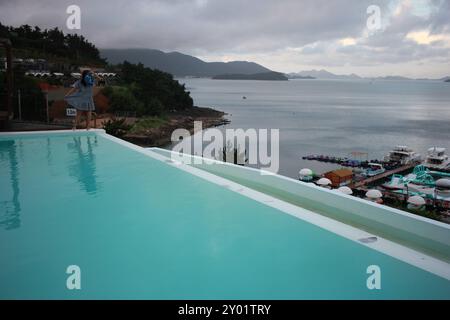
[1,0,449,78]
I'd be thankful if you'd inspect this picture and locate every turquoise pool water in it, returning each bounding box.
[0,131,449,299]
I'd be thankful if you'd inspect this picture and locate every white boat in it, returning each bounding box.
[424,147,450,170]
[362,163,385,177]
[384,146,421,165]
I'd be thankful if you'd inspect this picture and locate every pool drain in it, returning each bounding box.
[358,236,378,244]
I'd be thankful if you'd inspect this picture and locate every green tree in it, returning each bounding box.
[102,86,142,113]
[118,61,193,114]
[0,23,106,66]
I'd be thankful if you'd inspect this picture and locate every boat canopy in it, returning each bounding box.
[368,163,383,168]
[428,147,446,154]
[394,146,413,152]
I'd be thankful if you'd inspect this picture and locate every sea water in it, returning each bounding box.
[179,78,450,178]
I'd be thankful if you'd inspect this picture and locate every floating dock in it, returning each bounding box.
[350,163,416,189]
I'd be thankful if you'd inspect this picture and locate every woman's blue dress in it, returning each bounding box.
[65,80,95,111]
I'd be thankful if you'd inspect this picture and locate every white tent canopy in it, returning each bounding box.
[436,178,450,189]
[408,195,426,206]
[299,168,313,176]
[337,186,353,195]
[316,178,331,186]
[366,189,382,199]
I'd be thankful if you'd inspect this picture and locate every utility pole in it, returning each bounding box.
[18,89,22,121]
[39,83,50,124]
[0,38,14,128]
[45,91,49,123]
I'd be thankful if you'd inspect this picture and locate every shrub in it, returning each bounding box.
[129,116,168,134]
[102,118,131,138]
[101,86,141,113]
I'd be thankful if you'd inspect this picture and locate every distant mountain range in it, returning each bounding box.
[287,75,316,79]
[100,49,449,81]
[213,72,288,81]
[288,69,449,81]
[101,49,271,77]
[287,70,362,80]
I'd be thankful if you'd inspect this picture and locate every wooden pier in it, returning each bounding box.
[350,163,416,189]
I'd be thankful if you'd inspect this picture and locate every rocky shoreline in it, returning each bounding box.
[123,106,229,147]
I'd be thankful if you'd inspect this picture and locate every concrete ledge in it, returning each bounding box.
[150,147,450,260]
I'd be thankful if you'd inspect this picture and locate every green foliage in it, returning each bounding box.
[118,61,193,114]
[102,118,132,138]
[0,23,193,121]
[129,117,168,134]
[406,207,441,221]
[101,86,142,113]
[140,98,165,117]
[385,197,442,222]
[101,62,193,116]
[221,141,248,165]
[0,23,105,66]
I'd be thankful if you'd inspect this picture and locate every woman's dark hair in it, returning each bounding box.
[81,70,90,87]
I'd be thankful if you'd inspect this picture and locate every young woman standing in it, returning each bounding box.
[65,70,96,130]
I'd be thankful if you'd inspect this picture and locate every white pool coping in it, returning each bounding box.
[2,129,450,281]
[0,128,105,136]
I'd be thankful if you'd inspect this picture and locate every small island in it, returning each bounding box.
[446,79,450,82]
[212,71,288,81]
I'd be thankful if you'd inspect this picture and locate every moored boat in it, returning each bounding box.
[362,163,385,177]
[424,147,450,170]
[384,145,421,165]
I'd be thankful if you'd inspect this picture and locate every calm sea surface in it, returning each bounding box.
[177,78,450,178]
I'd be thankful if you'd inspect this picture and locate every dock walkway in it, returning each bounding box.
[350,163,416,189]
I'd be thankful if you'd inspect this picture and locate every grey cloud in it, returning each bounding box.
[0,0,388,51]
[0,0,449,77]
[429,0,450,33]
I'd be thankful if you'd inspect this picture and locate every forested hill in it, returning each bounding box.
[0,23,106,66]
[101,48,272,77]
[0,24,195,117]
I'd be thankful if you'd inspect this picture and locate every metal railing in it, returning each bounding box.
[0,89,47,122]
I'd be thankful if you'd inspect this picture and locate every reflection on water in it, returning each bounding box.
[46,137,53,167]
[0,141,22,230]
[67,136,101,195]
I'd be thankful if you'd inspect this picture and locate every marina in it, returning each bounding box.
[300,146,450,222]
[351,163,416,189]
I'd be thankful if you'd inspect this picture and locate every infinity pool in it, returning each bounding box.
[0,130,449,299]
